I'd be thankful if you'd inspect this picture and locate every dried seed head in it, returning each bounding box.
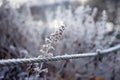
[40,25,65,57]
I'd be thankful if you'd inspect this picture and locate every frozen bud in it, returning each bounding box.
[52,37,58,42]
[50,33,55,36]
[55,31,59,35]
[61,26,65,30]
[42,44,49,48]
[40,50,45,54]
[45,38,51,43]
[48,46,55,51]
[55,35,60,40]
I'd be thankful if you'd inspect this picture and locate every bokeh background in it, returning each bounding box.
[0,0,120,80]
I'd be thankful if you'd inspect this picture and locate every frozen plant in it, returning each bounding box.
[39,25,65,57]
[45,5,119,79]
[27,25,66,79]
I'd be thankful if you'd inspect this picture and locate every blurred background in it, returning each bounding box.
[0,0,120,80]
